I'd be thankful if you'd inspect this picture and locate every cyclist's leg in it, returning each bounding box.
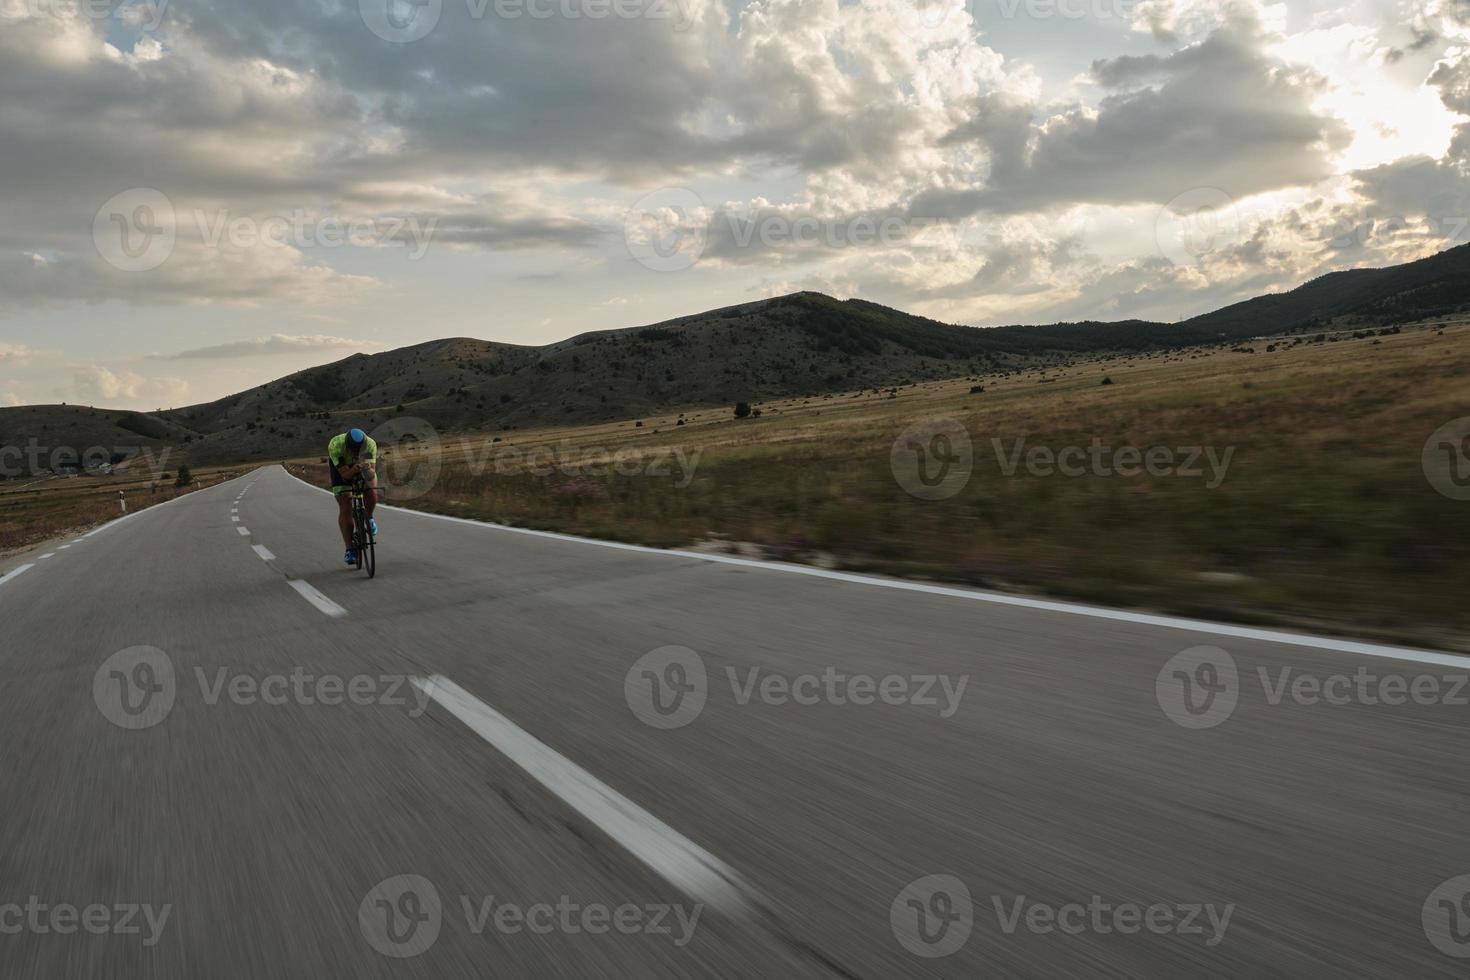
[328,462,355,548]
[336,492,354,548]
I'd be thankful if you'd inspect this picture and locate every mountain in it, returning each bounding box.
[1179,240,1470,337]
[4,243,1468,470]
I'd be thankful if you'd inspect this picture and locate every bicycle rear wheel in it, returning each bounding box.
[364,536,375,578]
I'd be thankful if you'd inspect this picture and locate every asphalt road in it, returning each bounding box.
[2,465,1468,979]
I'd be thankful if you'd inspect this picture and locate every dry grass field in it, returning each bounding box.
[276,317,1470,648]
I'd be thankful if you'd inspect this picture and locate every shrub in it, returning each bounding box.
[174,464,192,487]
[734,402,752,419]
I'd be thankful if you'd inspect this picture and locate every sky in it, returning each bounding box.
[0,0,1467,409]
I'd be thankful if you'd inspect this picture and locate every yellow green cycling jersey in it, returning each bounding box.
[328,432,378,467]
[328,434,378,493]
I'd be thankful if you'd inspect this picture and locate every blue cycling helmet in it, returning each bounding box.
[347,428,366,448]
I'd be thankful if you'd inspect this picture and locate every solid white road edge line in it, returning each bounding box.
[0,564,35,587]
[279,468,1469,669]
[252,545,276,561]
[412,674,754,914]
[288,580,346,618]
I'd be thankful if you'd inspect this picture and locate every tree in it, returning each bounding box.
[734,402,752,419]
[174,463,192,487]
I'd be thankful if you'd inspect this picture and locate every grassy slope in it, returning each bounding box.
[287,319,1470,648]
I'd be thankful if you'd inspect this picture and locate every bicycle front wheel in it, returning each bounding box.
[353,504,367,571]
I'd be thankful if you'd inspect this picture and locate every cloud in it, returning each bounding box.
[1,391,22,407]
[72,366,189,408]
[928,20,1352,216]
[0,343,36,364]
[153,334,385,360]
[0,0,1461,344]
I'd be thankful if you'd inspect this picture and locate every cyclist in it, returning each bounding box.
[327,428,379,565]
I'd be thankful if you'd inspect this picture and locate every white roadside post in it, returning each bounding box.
[118,490,127,514]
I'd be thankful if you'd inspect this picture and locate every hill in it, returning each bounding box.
[0,405,194,476]
[1180,240,1470,337]
[3,242,1468,471]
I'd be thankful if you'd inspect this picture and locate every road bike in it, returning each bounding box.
[349,475,376,578]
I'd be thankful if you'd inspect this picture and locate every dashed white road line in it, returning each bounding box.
[0,564,35,587]
[287,580,346,618]
[412,674,753,914]
[232,516,240,523]
[75,469,259,542]
[38,553,54,560]
[252,545,276,561]
[236,526,250,536]
[58,545,71,550]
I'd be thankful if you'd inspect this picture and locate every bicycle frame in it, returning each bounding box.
[349,476,376,578]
